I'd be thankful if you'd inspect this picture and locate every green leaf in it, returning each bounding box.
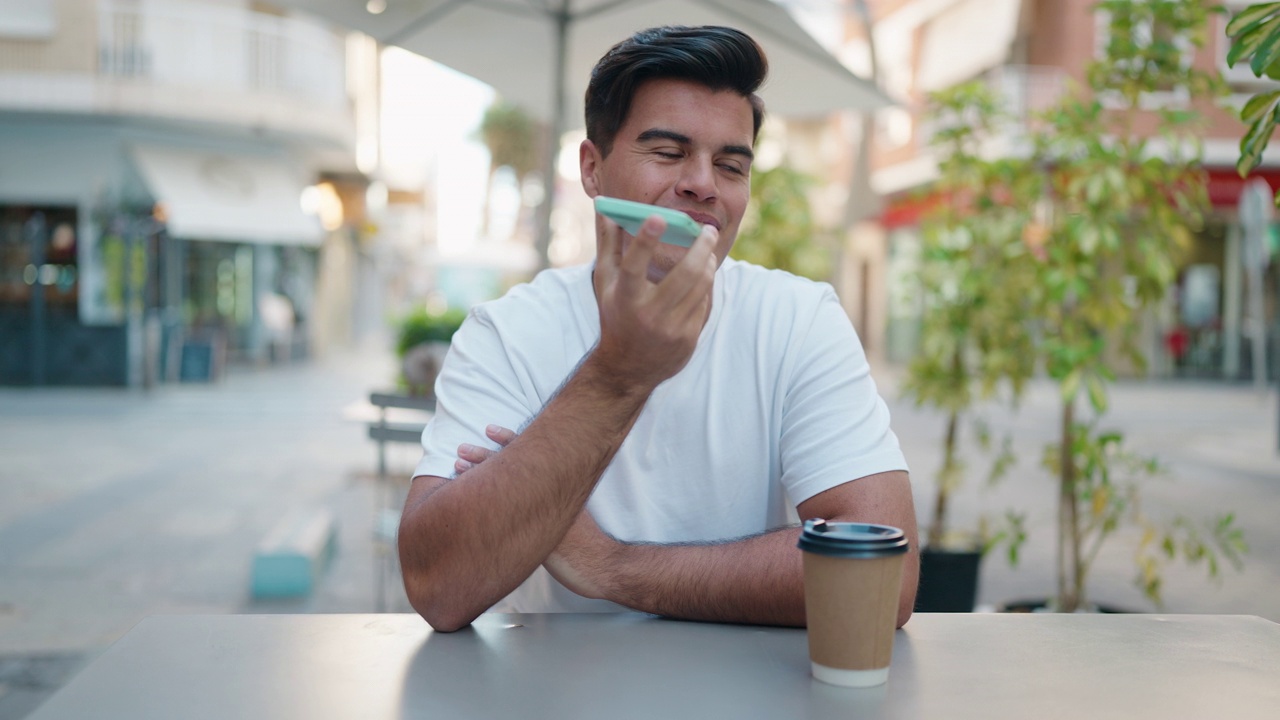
[1228,24,1272,67]
[1238,102,1279,176]
[1241,90,1280,123]
[1240,126,1272,177]
[1080,224,1101,255]
[1226,2,1280,38]
[1250,22,1280,77]
[1085,373,1108,413]
[1062,368,1082,403]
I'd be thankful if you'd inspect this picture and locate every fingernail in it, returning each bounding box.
[486,425,502,435]
[459,443,476,454]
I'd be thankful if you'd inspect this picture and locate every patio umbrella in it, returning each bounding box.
[280,0,891,266]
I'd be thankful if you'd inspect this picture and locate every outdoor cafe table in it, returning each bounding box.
[26,612,1280,719]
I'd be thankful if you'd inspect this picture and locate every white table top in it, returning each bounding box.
[27,612,1280,720]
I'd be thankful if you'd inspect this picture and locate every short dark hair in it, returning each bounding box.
[584,25,768,157]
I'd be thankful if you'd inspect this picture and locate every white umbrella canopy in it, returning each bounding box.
[287,0,889,124]
[280,0,890,267]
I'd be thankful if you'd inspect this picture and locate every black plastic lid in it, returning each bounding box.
[797,519,909,558]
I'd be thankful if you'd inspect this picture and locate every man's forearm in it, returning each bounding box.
[399,357,650,631]
[599,513,918,628]
[604,528,808,627]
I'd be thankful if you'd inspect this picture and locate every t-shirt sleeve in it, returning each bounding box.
[413,308,538,481]
[779,287,908,506]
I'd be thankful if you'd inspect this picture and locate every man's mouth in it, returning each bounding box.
[682,211,721,231]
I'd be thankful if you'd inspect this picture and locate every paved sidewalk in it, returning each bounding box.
[0,344,1277,718]
[0,342,416,719]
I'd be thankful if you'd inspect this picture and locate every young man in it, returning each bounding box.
[399,25,917,632]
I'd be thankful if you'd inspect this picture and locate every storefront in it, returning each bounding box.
[1170,169,1280,381]
[0,119,324,386]
[875,169,1280,380]
[177,240,317,367]
[0,204,131,385]
[129,144,323,379]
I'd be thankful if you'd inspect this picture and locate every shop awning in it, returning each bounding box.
[917,0,1023,93]
[130,145,322,246]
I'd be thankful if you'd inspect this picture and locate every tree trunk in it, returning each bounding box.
[478,165,495,240]
[833,0,880,292]
[1057,398,1081,612]
[929,408,960,548]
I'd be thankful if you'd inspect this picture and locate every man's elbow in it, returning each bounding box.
[420,604,476,634]
[895,601,914,629]
[399,532,477,632]
[402,568,477,633]
[895,558,918,628]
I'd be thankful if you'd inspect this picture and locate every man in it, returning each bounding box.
[399,25,917,633]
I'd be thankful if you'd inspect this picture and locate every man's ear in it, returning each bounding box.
[580,139,602,197]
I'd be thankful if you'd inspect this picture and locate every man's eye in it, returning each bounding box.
[718,162,745,175]
[654,150,681,159]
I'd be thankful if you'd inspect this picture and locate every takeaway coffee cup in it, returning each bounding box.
[798,519,909,687]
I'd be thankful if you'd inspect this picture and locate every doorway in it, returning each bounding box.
[0,205,127,385]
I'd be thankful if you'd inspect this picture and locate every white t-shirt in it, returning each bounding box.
[413,258,908,613]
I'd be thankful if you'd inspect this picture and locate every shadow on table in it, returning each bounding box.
[396,615,918,719]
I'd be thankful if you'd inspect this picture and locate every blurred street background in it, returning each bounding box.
[3,0,1280,718]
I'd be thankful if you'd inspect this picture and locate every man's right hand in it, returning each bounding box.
[589,214,718,394]
[401,215,717,633]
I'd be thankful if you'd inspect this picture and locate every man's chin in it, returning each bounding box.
[646,246,686,282]
[645,265,669,284]
[646,254,680,283]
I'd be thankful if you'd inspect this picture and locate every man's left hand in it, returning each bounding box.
[455,426,618,601]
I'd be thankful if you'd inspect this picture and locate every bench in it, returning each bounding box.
[250,508,338,599]
[367,392,435,611]
[368,392,436,475]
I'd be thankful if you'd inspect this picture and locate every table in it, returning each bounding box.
[27,612,1280,719]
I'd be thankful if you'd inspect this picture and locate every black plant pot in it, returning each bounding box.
[915,547,982,612]
[999,598,1133,614]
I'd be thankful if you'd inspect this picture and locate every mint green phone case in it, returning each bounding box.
[593,196,703,247]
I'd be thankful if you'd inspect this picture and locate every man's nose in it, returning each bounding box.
[675,157,717,202]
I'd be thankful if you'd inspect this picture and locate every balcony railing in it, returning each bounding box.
[97,0,347,110]
[0,0,350,138]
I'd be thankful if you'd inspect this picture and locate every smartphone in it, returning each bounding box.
[593,196,703,248]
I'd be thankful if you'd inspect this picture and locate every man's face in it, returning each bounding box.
[580,78,754,281]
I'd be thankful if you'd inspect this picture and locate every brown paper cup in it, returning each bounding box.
[798,520,908,687]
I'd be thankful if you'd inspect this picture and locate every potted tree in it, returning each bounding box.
[1007,0,1245,611]
[903,82,1038,611]
[910,0,1247,613]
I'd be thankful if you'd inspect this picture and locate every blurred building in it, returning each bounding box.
[0,0,380,386]
[837,0,1279,380]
